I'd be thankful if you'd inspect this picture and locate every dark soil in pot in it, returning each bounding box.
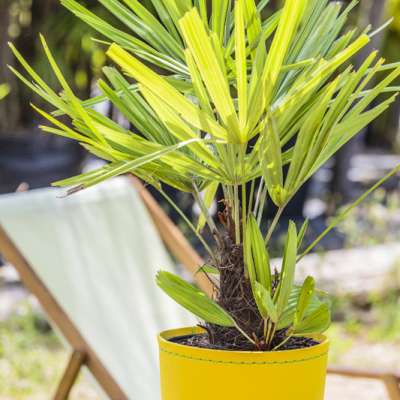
[170,332,319,352]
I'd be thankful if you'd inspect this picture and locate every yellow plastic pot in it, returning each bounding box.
[159,327,329,400]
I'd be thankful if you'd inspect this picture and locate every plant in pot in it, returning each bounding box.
[11,0,400,399]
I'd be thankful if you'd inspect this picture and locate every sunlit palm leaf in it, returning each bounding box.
[179,9,241,142]
[260,114,285,206]
[274,221,297,316]
[196,181,219,232]
[294,276,315,326]
[235,0,248,129]
[107,43,228,140]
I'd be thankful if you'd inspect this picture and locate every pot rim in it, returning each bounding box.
[159,326,329,364]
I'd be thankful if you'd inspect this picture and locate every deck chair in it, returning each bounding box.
[0,176,212,399]
[0,176,399,399]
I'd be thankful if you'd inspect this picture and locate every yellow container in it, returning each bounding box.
[159,327,329,400]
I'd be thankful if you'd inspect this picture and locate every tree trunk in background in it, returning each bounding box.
[0,0,59,135]
[330,0,388,205]
[0,3,20,134]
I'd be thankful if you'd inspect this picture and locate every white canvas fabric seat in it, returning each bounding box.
[0,177,194,399]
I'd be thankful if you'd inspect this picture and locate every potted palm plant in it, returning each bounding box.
[10,0,400,398]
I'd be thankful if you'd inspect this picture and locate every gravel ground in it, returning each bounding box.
[326,340,400,400]
[326,376,388,400]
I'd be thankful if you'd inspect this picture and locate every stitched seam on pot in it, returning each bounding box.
[160,348,328,365]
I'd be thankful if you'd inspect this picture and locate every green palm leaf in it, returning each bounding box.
[274,221,297,316]
[254,282,278,323]
[244,214,272,291]
[156,271,235,327]
[292,303,331,335]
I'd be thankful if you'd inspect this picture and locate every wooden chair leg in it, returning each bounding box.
[383,375,400,400]
[54,350,86,400]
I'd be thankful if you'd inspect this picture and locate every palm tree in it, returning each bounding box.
[11,0,400,350]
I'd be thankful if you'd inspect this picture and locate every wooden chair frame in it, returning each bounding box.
[0,177,398,399]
